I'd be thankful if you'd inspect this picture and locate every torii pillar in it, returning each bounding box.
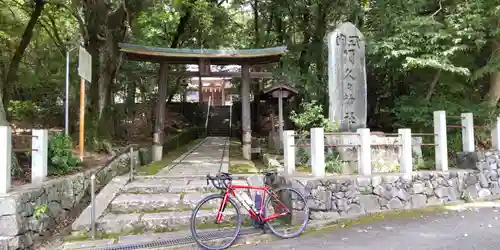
[241,63,252,160]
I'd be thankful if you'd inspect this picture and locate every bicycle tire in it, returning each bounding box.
[264,187,309,239]
[190,194,242,250]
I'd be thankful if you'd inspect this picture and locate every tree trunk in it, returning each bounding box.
[485,37,500,105]
[2,0,45,111]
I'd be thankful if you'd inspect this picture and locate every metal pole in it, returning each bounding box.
[65,50,70,136]
[129,147,134,181]
[90,174,96,239]
[278,89,284,150]
[205,95,212,136]
[79,78,85,161]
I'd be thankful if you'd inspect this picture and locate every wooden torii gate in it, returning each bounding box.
[118,43,287,161]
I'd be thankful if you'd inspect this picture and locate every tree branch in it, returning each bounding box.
[430,0,442,19]
[425,69,442,101]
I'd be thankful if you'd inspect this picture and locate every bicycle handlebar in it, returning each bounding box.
[206,172,232,190]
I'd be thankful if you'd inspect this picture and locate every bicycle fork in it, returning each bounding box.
[215,194,230,224]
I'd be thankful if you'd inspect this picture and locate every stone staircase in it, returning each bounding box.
[207,105,231,137]
[65,176,255,249]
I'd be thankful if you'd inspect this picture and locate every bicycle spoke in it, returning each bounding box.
[264,188,309,238]
[190,194,242,250]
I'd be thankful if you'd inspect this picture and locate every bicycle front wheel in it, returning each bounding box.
[190,194,242,250]
[264,187,309,239]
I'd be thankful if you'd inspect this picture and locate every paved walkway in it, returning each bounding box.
[156,137,229,176]
[236,203,500,250]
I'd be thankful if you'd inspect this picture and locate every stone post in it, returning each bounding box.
[398,128,412,174]
[31,129,49,183]
[278,90,284,149]
[241,63,252,160]
[461,112,474,152]
[492,117,500,151]
[153,63,168,161]
[0,126,11,194]
[357,128,371,176]
[310,127,325,177]
[433,110,448,171]
[283,130,295,175]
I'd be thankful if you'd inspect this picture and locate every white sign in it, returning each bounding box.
[78,46,92,82]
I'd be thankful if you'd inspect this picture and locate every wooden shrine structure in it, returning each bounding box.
[118,43,287,161]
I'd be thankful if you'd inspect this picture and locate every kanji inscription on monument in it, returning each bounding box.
[327,22,367,131]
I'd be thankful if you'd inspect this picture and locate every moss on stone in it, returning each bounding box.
[295,165,311,173]
[304,206,449,236]
[64,231,90,242]
[230,164,259,174]
[137,139,202,175]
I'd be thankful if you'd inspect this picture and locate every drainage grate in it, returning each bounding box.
[87,228,260,250]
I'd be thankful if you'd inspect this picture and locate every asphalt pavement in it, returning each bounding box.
[235,203,500,250]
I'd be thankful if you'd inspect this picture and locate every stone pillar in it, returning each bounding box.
[241,63,252,160]
[283,130,295,175]
[398,128,412,174]
[221,81,226,105]
[433,110,448,171]
[153,63,168,162]
[461,112,474,152]
[278,90,284,149]
[198,75,203,103]
[32,129,48,183]
[492,117,500,151]
[0,126,11,194]
[310,127,325,177]
[357,128,371,176]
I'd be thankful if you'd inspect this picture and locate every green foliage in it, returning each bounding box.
[2,0,500,172]
[290,101,338,132]
[34,204,48,219]
[296,148,309,166]
[8,100,37,122]
[48,133,81,176]
[325,151,343,174]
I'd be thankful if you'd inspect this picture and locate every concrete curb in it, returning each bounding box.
[71,176,128,231]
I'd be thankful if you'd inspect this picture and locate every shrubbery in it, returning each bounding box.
[47,133,81,175]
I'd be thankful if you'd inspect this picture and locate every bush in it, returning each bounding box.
[48,133,80,175]
[290,101,337,132]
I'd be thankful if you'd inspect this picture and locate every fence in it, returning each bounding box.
[283,110,500,177]
[0,126,48,194]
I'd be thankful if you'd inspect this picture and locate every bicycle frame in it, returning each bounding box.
[215,183,291,224]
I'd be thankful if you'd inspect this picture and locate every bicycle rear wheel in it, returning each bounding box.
[264,187,309,238]
[190,194,242,250]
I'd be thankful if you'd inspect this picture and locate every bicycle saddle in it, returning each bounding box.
[262,171,276,177]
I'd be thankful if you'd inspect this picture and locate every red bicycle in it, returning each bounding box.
[189,172,309,250]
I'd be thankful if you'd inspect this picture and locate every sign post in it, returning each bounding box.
[78,46,91,161]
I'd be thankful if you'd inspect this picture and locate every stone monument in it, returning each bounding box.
[327,22,367,131]
[325,22,367,173]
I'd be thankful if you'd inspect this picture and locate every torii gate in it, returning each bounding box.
[118,43,287,161]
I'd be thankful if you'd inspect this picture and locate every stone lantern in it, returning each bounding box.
[263,79,298,150]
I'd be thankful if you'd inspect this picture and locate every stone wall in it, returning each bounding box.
[262,149,500,219]
[286,167,500,219]
[0,149,146,250]
[0,128,203,249]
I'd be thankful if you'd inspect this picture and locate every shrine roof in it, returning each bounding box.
[262,83,298,95]
[119,43,287,65]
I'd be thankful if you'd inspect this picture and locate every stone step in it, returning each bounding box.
[123,179,220,194]
[110,193,220,213]
[96,210,239,234]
